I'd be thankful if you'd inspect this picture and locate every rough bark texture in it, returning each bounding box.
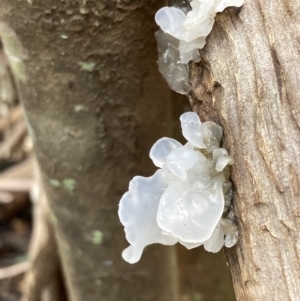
[0,1,178,301]
[190,1,300,300]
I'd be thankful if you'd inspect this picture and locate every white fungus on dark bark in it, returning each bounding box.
[119,113,238,264]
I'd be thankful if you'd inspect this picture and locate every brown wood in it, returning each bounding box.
[190,1,300,300]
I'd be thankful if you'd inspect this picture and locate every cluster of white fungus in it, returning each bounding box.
[118,112,238,264]
[155,0,244,94]
[118,0,241,264]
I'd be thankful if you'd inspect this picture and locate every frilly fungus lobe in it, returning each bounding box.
[155,0,244,94]
[119,113,238,264]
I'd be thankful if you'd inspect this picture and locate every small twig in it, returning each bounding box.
[0,121,27,159]
[21,161,67,301]
[0,179,33,192]
[0,51,18,106]
[0,105,23,132]
[0,157,33,220]
[0,261,31,280]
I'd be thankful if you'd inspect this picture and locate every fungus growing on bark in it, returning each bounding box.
[118,112,238,264]
[155,0,244,93]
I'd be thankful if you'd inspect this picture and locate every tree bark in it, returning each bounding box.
[190,1,300,300]
[0,1,178,301]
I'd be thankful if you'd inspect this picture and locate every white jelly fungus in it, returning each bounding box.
[155,0,244,94]
[118,112,238,264]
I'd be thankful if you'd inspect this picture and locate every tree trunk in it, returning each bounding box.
[0,1,178,301]
[190,1,300,300]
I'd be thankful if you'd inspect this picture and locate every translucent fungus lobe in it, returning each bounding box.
[119,112,237,264]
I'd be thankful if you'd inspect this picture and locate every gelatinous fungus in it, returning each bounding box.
[119,113,237,264]
[155,0,244,94]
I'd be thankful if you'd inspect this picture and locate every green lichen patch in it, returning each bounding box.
[50,179,61,187]
[60,34,68,39]
[79,7,90,14]
[49,178,76,192]
[95,2,105,10]
[62,178,76,192]
[78,61,96,72]
[15,254,29,263]
[90,230,103,245]
[74,104,88,112]
[95,279,102,286]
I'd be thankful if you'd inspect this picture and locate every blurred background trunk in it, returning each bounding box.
[0,1,178,301]
[190,1,300,300]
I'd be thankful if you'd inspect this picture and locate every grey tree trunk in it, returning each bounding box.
[0,1,178,301]
[190,1,300,300]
